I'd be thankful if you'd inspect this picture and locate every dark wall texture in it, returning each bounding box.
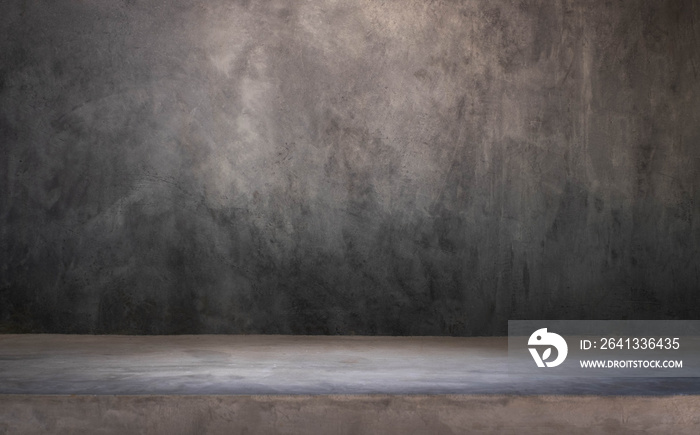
[1,0,699,335]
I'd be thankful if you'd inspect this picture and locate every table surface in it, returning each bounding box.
[1,334,699,395]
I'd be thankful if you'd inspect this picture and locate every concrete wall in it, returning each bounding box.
[1,0,699,335]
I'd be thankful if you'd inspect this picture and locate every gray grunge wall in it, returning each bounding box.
[1,0,699,335]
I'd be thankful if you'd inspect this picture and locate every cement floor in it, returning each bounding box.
[1,334,699,395]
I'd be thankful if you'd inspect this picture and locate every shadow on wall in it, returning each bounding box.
[0,0,699,335]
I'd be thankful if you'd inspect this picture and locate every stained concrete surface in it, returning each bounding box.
[3,395,700,435]
[1,334,700,395]
[2,0,700,335]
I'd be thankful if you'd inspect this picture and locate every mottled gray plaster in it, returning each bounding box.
[1,0,699,335]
